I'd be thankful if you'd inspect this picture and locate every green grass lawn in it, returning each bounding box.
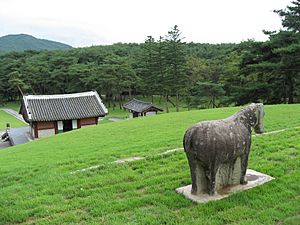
[0,104,299,224]
[99,119,114,125]
[0,101,21,112]
[0,101,26,130]
[107,108,129,118]
[0,110,26,130]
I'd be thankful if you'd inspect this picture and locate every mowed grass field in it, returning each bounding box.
[0,104,299,224]
[0,101,21,112]
[0,101,26,130]
[0,110,26,130]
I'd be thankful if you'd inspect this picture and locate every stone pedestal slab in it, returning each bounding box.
[176,169,274,203]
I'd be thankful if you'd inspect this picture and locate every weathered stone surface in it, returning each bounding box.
[176,169,274,203]
[183,103,265,195]
[0,141,10,149]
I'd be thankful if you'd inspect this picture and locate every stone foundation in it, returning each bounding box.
[38,128,55,138]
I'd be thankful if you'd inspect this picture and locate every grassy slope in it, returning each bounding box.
[0,102,21,112]
[0,110,26,130]
[0,104,299,224]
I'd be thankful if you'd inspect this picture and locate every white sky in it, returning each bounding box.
[0,0,292,47]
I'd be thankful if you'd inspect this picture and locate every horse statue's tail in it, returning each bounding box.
[183,128,193,153]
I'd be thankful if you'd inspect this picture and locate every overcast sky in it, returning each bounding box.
[0,0,292,47]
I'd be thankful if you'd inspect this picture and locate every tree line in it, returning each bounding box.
[0,1,299,110]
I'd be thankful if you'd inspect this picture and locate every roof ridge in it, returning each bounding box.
[24,91,96,99]
[131,98,152,104]
[123,98,163,113]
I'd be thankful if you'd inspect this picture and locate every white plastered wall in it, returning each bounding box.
[57,121,63,133]
[72,120,77,129]
[146,111,156,116]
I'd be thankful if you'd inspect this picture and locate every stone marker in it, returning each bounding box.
[180,103,269,201]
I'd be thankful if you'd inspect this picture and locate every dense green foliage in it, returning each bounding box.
[238,0,300,105]
[0,34,72,54]
[0,2,299,110]
[0,104,299,224]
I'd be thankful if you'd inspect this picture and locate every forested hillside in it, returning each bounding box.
[0,34,72,53]
[0,2,299,109]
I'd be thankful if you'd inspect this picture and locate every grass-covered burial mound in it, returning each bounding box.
[0,104,299,224]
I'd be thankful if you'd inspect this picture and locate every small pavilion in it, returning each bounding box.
[123,99,163,118]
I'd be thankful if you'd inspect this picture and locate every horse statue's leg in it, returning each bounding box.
[186,152,198,194]
[240,153,249,184]
[204,165,217,195]
[240,148,250,184]
[186,152,208,195]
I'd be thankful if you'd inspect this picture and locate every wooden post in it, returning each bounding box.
[54,121,58,134]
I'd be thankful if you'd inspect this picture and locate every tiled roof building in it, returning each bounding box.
[20,91,107,138]
[123,99,163,118]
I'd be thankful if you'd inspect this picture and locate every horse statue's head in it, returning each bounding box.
[251,103,265,134]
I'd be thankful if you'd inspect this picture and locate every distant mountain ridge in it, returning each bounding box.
[0,34,72,53]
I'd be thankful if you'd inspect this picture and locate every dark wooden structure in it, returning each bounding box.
[123,99,163,118]
[20,91,108,139]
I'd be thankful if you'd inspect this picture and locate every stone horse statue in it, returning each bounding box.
[183,103,264,195]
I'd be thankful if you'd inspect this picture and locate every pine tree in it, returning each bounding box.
[274,0,300,32]
[163,25,187,112]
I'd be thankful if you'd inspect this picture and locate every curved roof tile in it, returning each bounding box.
[123,98,163,113]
